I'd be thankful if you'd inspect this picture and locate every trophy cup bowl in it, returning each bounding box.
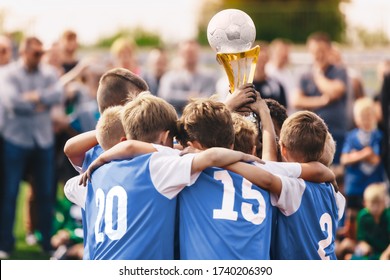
[207,9,259,94]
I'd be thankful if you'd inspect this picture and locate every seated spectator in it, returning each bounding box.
[347,183,390,260]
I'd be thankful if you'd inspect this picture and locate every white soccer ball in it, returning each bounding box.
[207,9,256,53]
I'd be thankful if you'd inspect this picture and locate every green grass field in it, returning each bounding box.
[8,182,51,260]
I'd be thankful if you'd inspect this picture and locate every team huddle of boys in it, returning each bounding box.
[63,68,345,260]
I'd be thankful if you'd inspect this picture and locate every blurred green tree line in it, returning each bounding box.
[197,0,347,45]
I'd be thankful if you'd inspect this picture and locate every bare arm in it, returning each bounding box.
[225,162,283,195]
[80,140,158,185]
[63,130,98,168]
[300,161,335,183]
[225,160,335,196]
[313,71,346,101]
[380,244,390,260]
[340,147,381,166]
[292,88,330,110]
[190,147,262,174]
[249,92,277,161]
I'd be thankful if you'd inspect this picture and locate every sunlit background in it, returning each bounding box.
[1,0,389,46]
[0,0,389,261]
[2,0,388,95]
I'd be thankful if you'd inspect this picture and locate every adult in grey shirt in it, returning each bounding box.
[0,37,63,257]
[158,39,216,116]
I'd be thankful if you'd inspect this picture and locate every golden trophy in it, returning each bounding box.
[207,9,259,121]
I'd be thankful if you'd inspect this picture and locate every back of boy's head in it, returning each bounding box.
[97,68,149,113]
[177,98,234,149]
[279,110,327,162]
[319,132,336,167]
[121,92,178,143]
[231,112,257,154]
[96,105,125,151]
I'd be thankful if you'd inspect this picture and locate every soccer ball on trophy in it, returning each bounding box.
[207,9,259,95]
[207,8,256,53]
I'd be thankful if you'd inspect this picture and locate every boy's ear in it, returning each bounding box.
[159,130,171,146]
[280,144,288,161]
[120,136,127,142]
[251,145,257,156]
[187,140,204,150]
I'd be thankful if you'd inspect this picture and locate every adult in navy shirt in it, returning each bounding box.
[253,42,287,109]
[293,32,348,165]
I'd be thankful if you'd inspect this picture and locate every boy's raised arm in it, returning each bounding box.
[249,93,278,161]
[64,130,98,168]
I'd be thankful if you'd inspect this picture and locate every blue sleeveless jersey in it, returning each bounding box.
[85,154,177,260]
[272,179,345,260]
[179,167,273,260]
[81,144,103,260]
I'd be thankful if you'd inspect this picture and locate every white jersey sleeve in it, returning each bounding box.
[270,176,306,216]
[333,187,346,221]
[64,174,87,209]
[71,162,82,174]
[254,161,301,178]
[150,152,201,199]
[152,144,181,155]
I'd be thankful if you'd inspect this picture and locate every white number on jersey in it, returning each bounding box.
[317,213,333,260]
[94,186,127,243]
[213,170,266,225]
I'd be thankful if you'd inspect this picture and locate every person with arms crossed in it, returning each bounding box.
[0,36,63,257]
[292,32,348,165]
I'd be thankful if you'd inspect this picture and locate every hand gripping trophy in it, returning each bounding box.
[207,9,259,122]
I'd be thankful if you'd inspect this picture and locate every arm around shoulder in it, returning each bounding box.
[63,130,98,168]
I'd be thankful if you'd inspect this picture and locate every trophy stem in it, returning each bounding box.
[216,45,260,93]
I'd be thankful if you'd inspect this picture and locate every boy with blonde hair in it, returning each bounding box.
[231,112,258,155]
[95,106,125,151]
[64,105,125,207]
[349,183,390,260]
[341,97,385,241]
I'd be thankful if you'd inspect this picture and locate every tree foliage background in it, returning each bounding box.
[198,0,347,45]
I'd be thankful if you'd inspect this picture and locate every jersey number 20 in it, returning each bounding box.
[95,186,127,242]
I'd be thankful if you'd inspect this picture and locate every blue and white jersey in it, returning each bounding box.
[85,151,196,260]
[271,177,346,260]
[179,167,273,260]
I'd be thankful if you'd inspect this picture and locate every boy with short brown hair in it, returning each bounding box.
[225,111,345,259]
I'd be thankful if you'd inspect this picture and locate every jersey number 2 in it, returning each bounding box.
[95,186,127,242]
[213,170,266,225]
[317,213,333,260]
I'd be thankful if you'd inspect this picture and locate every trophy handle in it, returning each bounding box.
[216,45,260,93]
